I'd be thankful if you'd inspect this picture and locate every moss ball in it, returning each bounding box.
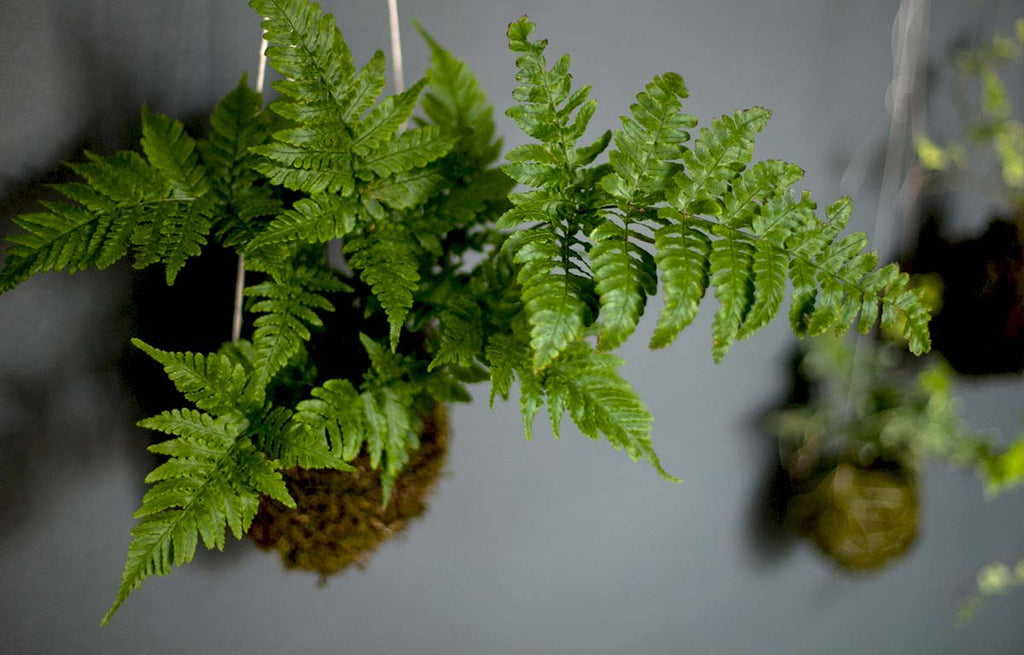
[248,405,449,578]
[788,461,918,571]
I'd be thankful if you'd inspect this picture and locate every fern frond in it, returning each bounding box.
[505,18,599,161]
[603,72,696,205]
[247,194,357,253]
[544,342,676,480]
[590,222,657,350]
[430,301,485,371]
[650,221,712,348]
[503,229,590,371]
[670,107,771,214]
[657,178,932,356]
[252,128,355,195]
[416,20,501,163]
[246,265,347,399]
[199,76,280,245]
[131,339,250,415]
[251,405,352,471]
[103,412,290,625]
[251,0,354,111]
[362,167,445,211]
[339,50,387,123]
[355,125,456,178]
[289,376,418,504]
[344,226,421,351]
[141,107,209,197]
[351,79,427,156]
[708,236,755,361]
[1,116,218,291]
[499,18,615,369]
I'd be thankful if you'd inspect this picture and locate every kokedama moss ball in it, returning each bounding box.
[248,406,449,578]
[788,461,918,571]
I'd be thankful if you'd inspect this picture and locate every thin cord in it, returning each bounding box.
[845,0,930,422]
[232,26,269,345]
[387,0,406,95]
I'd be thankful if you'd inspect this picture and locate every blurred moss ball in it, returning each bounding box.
[789,461,918,571]
[248,406,449,578]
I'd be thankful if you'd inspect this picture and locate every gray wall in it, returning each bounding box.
[1,0,1023,653]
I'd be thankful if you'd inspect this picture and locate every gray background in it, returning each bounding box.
[2,0,1023,653]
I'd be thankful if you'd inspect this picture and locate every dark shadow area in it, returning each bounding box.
[743,348,808,568]
[903,201,1024,376]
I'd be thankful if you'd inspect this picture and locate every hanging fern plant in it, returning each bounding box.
[0,0,932,625]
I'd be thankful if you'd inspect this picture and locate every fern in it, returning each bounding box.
[199,76,282,245]
[0,0,941,625]
[102,337,307,624]
[499,17,611,372]
[594,73,695,350]
[245,263,349,400]
[0,107,218,289]
[343,226,421,351]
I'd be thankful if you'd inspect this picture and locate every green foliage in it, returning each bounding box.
[500,18,931,366]
[915,17,1024,206]
[0,0,935,624]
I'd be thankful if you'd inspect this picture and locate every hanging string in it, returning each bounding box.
[843,0,930,425]
[387,0,406,95]
[232,24,269,345]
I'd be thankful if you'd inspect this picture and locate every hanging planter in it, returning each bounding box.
[785,456,918,571]
[769,335,985,572]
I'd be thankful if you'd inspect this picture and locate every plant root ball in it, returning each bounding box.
[788,461,918,572]
[248,406,449,578]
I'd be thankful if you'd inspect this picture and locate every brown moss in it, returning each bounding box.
[248,405,449,578]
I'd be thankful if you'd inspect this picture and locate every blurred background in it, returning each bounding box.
[1,0,1022,652]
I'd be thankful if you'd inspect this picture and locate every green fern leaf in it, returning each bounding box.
[344,226,421,350]
[591,222,657,350]
[247,194,357,252]
[544,342,676,480]
[709,236,755,362]
[252,128,355,195]
[340,50,387,123]
[199,76,280,244]
[290,376,417,504]
[356,125,456,178]
[141,107,209,197]
[131,339,249,415]
[416,20,501,163]
[246,265,346,398]
[736,240,788,339]
[352,79,427,157]
[363,167,445,210]
[504,229,589,371]
[670,107,771,214]
[603,72,696,204]
[103,412,288,625]
[650,219,712,348]
[252,0,354,110]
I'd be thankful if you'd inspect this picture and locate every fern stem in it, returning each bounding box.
[233,24,270,345]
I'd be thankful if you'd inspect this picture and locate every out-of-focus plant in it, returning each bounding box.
[914,17,1024,208]
[772,309,1024,572]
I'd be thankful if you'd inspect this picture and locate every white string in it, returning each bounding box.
[844,0,929,424]
[387,0,406,95]
[232,25,269,345]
